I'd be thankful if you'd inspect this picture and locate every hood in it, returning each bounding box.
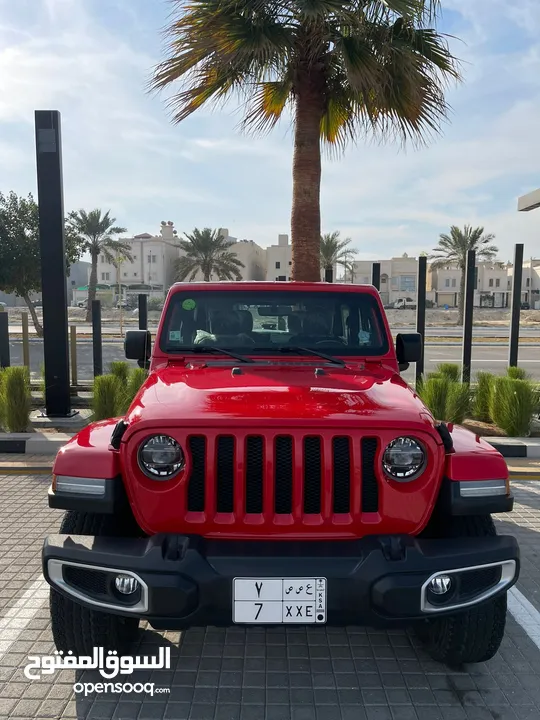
[126,361,435,431]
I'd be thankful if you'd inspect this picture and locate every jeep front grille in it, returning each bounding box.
[185,432,380,520]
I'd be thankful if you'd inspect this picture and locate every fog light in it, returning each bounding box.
[115,575,139,595]
[428,575,452,595]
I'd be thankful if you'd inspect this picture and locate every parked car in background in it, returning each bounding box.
[520,302,530,310]
[393,297,416,310]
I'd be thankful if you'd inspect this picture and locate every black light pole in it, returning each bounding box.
[509,243,524,368]
[372,262,381,290]
[0,311,9,368]
[461,250,476,384]
[34,110,72,416]
[92,300,103,377]
[138,294,148,330]
[415,256,427,384]
[324,267,333,283]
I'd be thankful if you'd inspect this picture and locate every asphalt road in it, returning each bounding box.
[6,339,540,382]
[7,323,540,337]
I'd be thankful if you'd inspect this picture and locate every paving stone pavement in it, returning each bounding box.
[0,475,540,720]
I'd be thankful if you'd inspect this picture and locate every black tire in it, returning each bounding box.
[50,510,141,656]
[415,515,507,666]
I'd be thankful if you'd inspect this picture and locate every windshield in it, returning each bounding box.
[160,289,389,357]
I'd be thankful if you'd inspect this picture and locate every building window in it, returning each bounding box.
[152,254,157,263]
[496,279,500,288]
[276,261,281,269]
[452,279,456,288]
[147,255,151,264]
[276,275,286,281]
[526,278,530,287]
[123,272,128,277]
[101,272,110,281]
[445,279,450,288]
[133,255,137,260]
[289,261,292,266]
[508,279,511,288]
[100,256,105,264]
[399,275,416,292]
[489,279,493,287]
[134,272,138,277]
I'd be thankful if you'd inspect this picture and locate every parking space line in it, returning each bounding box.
[0,578,49,660]
[508,587,540,650]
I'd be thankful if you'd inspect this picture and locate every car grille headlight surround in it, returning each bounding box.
[382,436,426,481]
[138,435,185,479]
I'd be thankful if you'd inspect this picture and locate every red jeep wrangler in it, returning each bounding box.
[43,282,519,666]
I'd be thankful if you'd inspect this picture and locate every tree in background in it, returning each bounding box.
[0,191,80,336]
[175,228,244,282]
[66,209,129,322]
[430,225,498,324]
[320,232,357,282]
[151,0,460,283]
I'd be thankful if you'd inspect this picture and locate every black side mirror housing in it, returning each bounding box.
[125,330,151,368]
[396,333,422,372]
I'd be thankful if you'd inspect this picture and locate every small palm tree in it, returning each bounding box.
[430,225,498,324]
[320,232,357,282]
[175,228,244,282]
[150,1,460,283]
[66,210,130,321]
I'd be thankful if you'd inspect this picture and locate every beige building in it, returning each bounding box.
[266,234,292,281]
[508,259,540,309]
[428,261,515,308]
[350,255,421,306]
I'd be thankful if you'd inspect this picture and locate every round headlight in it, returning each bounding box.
[138,435,184,479]
[382,437,426,481]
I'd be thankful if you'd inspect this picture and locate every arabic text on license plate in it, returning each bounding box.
[233,578,326,624]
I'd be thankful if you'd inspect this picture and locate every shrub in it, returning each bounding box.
[489,376,539,437]
[473,372,494,422]
[147,297,164,312]
[417,376,450,421]
[92,374,122,421]
[436,363,460,382]
[118,367,147,415]
[0,367,31,432]
[445,382,471,424]
[507,366,527,381]
[418,375,471,424]
[110,361,130,385]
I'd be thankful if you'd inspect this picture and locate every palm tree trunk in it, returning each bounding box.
[86,254,98,323]
[291,74,324,283]
[22,293,43,337]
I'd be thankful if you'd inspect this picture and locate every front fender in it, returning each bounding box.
[53,419,122,478]
[444,424,508,482]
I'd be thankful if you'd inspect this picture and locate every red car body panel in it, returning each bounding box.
[52,281,509,540]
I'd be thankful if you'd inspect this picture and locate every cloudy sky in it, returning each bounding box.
[0,0,539,262]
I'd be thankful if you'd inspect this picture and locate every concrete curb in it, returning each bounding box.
[1,433,539,458]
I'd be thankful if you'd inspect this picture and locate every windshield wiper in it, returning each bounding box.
[277,346,346,366]
[180,345,254,363]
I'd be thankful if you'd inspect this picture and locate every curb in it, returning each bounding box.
[486,438,540,459]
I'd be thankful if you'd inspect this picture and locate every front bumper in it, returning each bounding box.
[42,533,519,630]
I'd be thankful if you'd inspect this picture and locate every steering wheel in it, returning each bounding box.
[316,339,347,347]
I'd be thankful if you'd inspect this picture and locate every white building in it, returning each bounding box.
[349,255,423,306]
[508,259,540,309]
[266,234,292,281]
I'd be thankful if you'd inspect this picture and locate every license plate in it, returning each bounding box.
[233,577,327,624]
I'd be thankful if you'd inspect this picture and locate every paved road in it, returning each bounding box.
[6,340,540,382]
[0,474,540,719]
[7,324,540,338]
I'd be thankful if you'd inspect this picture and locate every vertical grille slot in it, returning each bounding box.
[333,437,351,513]
[274,436,293,514]
[361,438,379,512]
[216,436,234,513]
[303,436,321,514]
[245,436,263,513]
[187,436,206,512]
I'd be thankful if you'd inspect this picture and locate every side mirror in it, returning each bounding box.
[125,330,151,368]
[396,333,422,372]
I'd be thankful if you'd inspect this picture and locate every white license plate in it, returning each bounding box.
[233,577,327,624]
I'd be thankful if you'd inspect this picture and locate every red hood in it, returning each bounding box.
[126,361,436,432]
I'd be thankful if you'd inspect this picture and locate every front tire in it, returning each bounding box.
[49,511,141,656]
[416,515,508,665]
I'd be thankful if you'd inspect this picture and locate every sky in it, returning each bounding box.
[0,0,539,263]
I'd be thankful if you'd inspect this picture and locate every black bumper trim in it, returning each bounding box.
[42,532,520,629]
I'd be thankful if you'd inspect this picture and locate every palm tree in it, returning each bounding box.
[320,232,357,282]
[430,225,498,324]
[66,210,129,322]
[150,1,459,283]
[175,228,244,282]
